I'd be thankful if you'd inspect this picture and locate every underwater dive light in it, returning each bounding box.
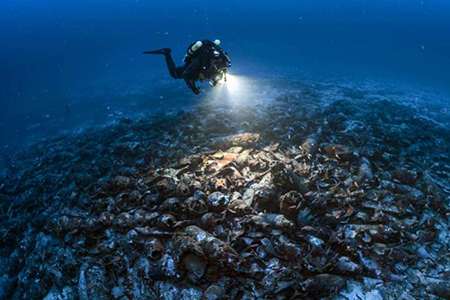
[224,74,237,90]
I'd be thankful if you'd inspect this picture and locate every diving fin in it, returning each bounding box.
[143,48,171,55]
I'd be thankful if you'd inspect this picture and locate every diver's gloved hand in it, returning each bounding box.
[191,86,201,95]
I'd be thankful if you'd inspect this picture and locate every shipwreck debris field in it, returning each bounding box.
[1,79,450,299]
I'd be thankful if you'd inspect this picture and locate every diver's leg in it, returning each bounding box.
[143,48,182,79]
[164,53,182,79]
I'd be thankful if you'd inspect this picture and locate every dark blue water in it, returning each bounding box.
[1,0,450,146]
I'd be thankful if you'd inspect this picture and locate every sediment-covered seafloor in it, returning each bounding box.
[1,81,450,299]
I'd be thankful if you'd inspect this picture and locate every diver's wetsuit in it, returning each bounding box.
[145,39,229,94]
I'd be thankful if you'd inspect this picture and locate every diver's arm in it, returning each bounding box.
[182,57,201,94]
[184,78,200,94]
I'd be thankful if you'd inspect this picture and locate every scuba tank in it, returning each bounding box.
[183,41,203,63]
[183,39,232,86]
[183,39,223,63]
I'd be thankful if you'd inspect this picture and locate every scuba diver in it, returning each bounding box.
[144,39,231,95]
